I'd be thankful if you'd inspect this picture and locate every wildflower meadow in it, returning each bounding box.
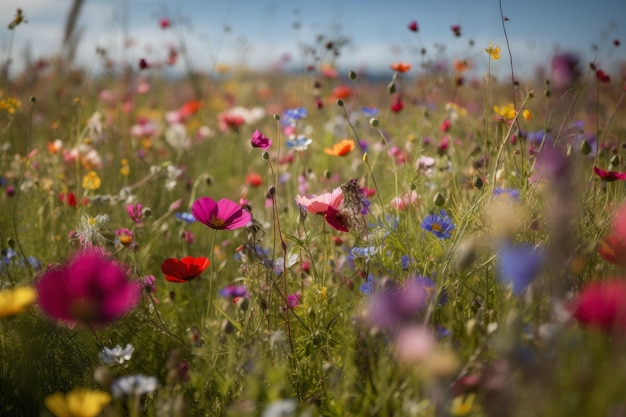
[1,3,626,417]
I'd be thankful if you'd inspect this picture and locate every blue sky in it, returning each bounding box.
[1,0,624,78]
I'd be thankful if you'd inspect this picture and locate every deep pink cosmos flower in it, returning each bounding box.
[593,166,626,182]
[572,278,626,333]
[191,197,252,230]
[295,187,348,232]
[36,250,141,326]
[408,20,419,32]
[250,129,272,150]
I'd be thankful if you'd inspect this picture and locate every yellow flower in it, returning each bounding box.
[523,109,532,121]
[120,159,130,176]
[493,103,516,121]
[450,393,480,416]
[0,286,37,318]
[485,43,501,60]
[45,388,111,417]
[82,171,101,191]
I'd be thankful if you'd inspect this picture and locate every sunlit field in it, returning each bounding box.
[1,5,626,417]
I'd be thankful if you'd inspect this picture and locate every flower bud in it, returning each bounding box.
[473,176,484,190]
[273,113,280,121]
[433,192,446,207]
[262,151,270,160]
[387,82,396,95]
[336,99,344,107]
[580,139,592,155]
[369,118,379,128]
[348,70,357,80]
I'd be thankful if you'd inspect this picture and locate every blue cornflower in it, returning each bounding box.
[421,209,455,239]
[401,255,411,270]
[497,243,543,295]
[361,106,379,116]
[174,212,196,223]
[219,284,250,299]
[282,107,307,125]
[359,274,375,296]
[285,135,312,151]
[493,187,520,201]
[351,245,377,261]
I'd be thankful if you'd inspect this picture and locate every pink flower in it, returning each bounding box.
[391,191,420,210]
[250,129,272,150]
[572,278,626,333]
[295,187,348,232]
[191,197,252,230]
[593,166,626,182]
[36,250,141,326]
[408,20,419,32]
[126,203,143,223]
[159,18,171,29]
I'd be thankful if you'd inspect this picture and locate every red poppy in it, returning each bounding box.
[331,85,353,100]
[245,172,263,187]
[593,166,626,181]
[161,257,210,283]
[390,62,412,73]
[179,100,202,118]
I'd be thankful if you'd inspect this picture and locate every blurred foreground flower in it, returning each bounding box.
[161,256,210,283]
[572,278,626,333]
[0,286,36,318]
[36,250,141,326]
[192,197,252,231]
[598,204,626,267]
[45,388,111,417]
[497,243,543,295]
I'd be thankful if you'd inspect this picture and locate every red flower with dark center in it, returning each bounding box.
[161,257,210,283]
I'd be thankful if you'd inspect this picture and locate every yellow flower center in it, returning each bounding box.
[431,223,442,232]
[210,216,225,228]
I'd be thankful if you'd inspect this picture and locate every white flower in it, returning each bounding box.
[99,344,134,365]
[74,214,110,247]
[111,374,158,398]
[261,399,297,417]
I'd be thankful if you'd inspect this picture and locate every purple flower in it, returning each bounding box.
[493,187,520,201]
[219,284,250,299]
[250,129,272,150]
[287,293,301,308]
[191,197,252,231]
[367,276,435,328]
[36,250,141,326]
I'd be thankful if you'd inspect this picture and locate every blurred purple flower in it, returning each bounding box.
[497,243,543,295]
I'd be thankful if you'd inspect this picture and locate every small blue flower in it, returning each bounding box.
[351,246,377,261]
[361,106,379,116]
[421,209,455,239]
[497,243,543,295]
[111,374,158,398]
[174,212,196,223]
[285,135,312,151]
[401,255,411,270]
[282,107,307,125]
[359,274,375,296]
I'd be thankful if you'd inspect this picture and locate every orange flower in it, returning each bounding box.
[453,59,471,72]
[331,85,353,100]
[245,172,263,187]
[390,62,412,73]
[179,99,202,118]
[324,139,355,157]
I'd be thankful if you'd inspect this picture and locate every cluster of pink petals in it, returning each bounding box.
[192,197,252,230]
[593,166,626,182]
[597,204,626,267]
[390,191,420,210]
[295,187,348,232]
[36,250,141,327]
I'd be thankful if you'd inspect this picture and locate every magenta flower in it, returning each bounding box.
[593,166,626,182]
[250,129,272,150]
[191,197,252,230]
[36,250,141,327]
[126,203,143,223]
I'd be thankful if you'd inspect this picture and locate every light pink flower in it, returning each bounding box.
[295,187,347,232]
